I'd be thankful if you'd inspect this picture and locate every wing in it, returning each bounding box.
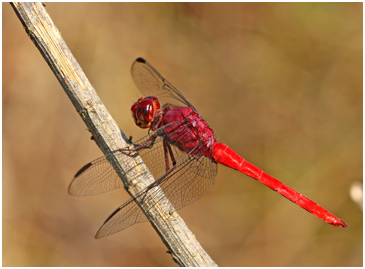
[69,151,125,196]
[69,121,216,196]
[95,139,217,238]
[69,121,189,196]
[70,121,218,238]
[131,57,198,111]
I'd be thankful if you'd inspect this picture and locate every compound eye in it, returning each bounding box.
[131,97,160,129]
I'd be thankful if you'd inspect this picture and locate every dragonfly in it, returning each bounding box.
[69,57,348,239]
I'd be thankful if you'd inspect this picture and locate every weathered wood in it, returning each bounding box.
[10,2,217,267]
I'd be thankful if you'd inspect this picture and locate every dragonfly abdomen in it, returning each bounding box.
[211,142,348,227]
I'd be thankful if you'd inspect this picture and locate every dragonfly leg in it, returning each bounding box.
[163,140,177,172]
[134,134,158,150]
[166,142,177,166]
[163,140,171,172]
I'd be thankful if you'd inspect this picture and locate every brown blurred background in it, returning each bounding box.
[3,2,362,266]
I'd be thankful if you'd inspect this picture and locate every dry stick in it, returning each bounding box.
[11,2,217,267]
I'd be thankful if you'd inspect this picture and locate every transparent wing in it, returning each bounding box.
[69,121,192,196]
[95,139,217,238]
[131,57,198,111]
[68,121,182,196]
[69,120,217,238]
[69,151,125,196]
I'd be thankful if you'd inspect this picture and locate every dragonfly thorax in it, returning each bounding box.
[160,107,216,157]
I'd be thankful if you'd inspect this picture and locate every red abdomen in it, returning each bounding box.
[211,142,347,227]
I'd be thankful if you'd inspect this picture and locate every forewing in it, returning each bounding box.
[69,151,125,196]
[131,57,198,111]
[69,122,185,196]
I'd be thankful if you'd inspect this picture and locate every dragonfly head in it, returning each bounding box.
[131,96,161,129]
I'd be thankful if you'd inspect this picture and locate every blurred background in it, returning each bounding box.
[3,2,362,266]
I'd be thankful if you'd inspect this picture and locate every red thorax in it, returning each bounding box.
[131,96,216,156]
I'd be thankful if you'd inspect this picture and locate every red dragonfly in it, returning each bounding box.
[69,57,347,238]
